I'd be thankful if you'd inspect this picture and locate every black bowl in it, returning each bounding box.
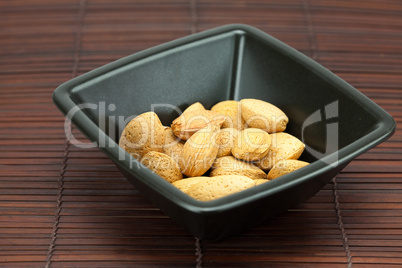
[53,24,396,241]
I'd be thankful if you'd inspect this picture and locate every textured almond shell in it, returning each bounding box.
[267,159,309,180]
[179,126,219,177]
[215,128,239,158]
[163,127,185,163]
[254,179,270,185]
[240,98,288,133]
[186,175,256,201]
[231,128,271,161]
[141,151,183,183]
[210,156,266,180]
[119,112,165,160]
[211,100,245,130]
[172,176,208,193]
[183,102,206,114]
[171,110,225,140]
[255,132,305,171]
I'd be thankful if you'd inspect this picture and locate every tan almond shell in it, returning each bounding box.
[119,112,165,160]
[210,156,266,180]
[163,127,185,163]
[141,151,183,183]
[254,179,270,185]
[172,176,208,193]
[186,175,256,201]
[211,100,245,130]
[215,128,240,158]
[240,98,289,133]
[231,128,271,161]
[255,132,305,171]
[171,110,225,140]
[179,125,219,177]
[267,159,309,180]
[183,102,206,114]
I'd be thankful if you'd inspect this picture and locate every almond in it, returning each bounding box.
[215,128,239,158]
[240,98,288,133]
[141,151,183,183]
[179,125,219,177]
[172,176,208,193]
[254,179,269,185]
[119,112,164,160]
[183,102,205,114]
[171,110,225,140]
[186,175,255,201]
[231,128,271,161]
[211,100,245,130]
[210,156,266,180]
[163,127,185,163]
[267,159,309,180]
[255,132,305,171]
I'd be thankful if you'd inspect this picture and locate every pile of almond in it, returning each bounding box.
[119,99,309,201]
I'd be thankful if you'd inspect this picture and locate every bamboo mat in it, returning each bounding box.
[1,0,401,267]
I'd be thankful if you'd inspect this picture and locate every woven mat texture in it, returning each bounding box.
[1,0,401,267]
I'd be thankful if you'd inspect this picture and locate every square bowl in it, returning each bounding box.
[53,24,396,241]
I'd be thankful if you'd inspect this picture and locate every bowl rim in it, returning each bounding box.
[52,24,396,213]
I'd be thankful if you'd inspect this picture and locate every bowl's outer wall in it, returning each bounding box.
[53,25,396,240]
[201,162,350,241]
[118,159,349,241]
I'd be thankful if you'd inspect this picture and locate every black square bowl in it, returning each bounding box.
[53,24,396,241]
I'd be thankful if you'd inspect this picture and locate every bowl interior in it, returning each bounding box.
[69,28,381,165]
[71,31,237,142]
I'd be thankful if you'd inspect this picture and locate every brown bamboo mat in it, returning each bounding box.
[1,0,401,267]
